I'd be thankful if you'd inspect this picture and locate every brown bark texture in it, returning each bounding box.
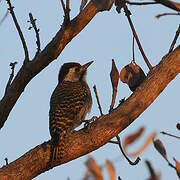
[0,45,179,179]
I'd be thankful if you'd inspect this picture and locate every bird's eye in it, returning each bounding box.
[75,67,80,72]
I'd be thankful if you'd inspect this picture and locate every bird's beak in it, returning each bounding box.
[82,61,93,71]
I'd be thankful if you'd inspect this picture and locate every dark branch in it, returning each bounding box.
[93,85,103,116]
[160,131,180,139]
[6,0,29,63]
[4,158,8,166]
[154,0,180,12]
[115,135,140,165]
[123,3,153,70]
[156,12,180,19]
[169,24,180,53]
[60,0,66,14]
[127,1,158,6]
[28,13,41,57]
[5,62,17,94]
[60,0,70,25]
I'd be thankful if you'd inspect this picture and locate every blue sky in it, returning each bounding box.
[0,0,180,179]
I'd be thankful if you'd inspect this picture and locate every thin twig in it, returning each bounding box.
[109,140,119,144]
[5,62,18,94]
[123,3,153,70]
[66,0,70,18]
[60,0,66,14]
[93,85,103,116]
[115,135,140,165]
[156,12,180,19]
[6,0,29,63]
[60,0,70,25]
[4,158,8,165]
[127,1,158,6]
[65,0,70,23]
[0,10,9,26]
[132,36,135,62]
[169,24,180,53]
[28,13,41,57]
[160,131,180,139]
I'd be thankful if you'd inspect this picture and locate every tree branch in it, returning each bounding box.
[6,0,29,63]
[0,0,114,129]
[5,62,17,94]
[169,24,180,53]
[156,12,180,19]
[28,12,41,57]
[0,45,180,179]
[123,3,153,70]
[127,1,158,6]
[154,0,180,11]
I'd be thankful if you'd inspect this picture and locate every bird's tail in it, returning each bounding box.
[49,133,66,163]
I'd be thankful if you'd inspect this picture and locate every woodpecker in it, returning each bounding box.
[49,61,93,162]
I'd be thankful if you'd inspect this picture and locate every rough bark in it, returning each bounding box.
[0,0,114,129]
[0,45,179,179]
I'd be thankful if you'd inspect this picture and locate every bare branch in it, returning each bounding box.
[60,0,66,14]
[160,131,180,139]
[5,61,17,94]
[145,160,161,180]
[115,135,140,165]
[93,85,103,116]
[6,0,29,63]
[0,10,9,26]
[154,0,180,12]
[60,0,70,25]
[156,12,180,19]
[169,24,180,53]
[0,45,180,178]
[28,13,41,57]
[123,3,153,71]
[127,1,158,6]
[4,158,8,166]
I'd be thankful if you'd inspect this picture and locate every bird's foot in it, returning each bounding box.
[82,116,98,128]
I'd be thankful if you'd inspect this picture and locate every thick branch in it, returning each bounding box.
[0,45,180,179]
[154,0,180,11]
[0,0,114,129]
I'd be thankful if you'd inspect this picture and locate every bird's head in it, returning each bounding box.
[58,61,93,84]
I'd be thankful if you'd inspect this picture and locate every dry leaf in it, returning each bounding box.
[129,132,156,157]
[120,62,146,91]
[110,59,119,111]
[176,123,180,131]
[110,59,119,90]
[173,157,180,178]
[123,126,145,151]
[145,160,161,180]
[153,139,168,161]
[105,160,116,180]
[85,156,103,180]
